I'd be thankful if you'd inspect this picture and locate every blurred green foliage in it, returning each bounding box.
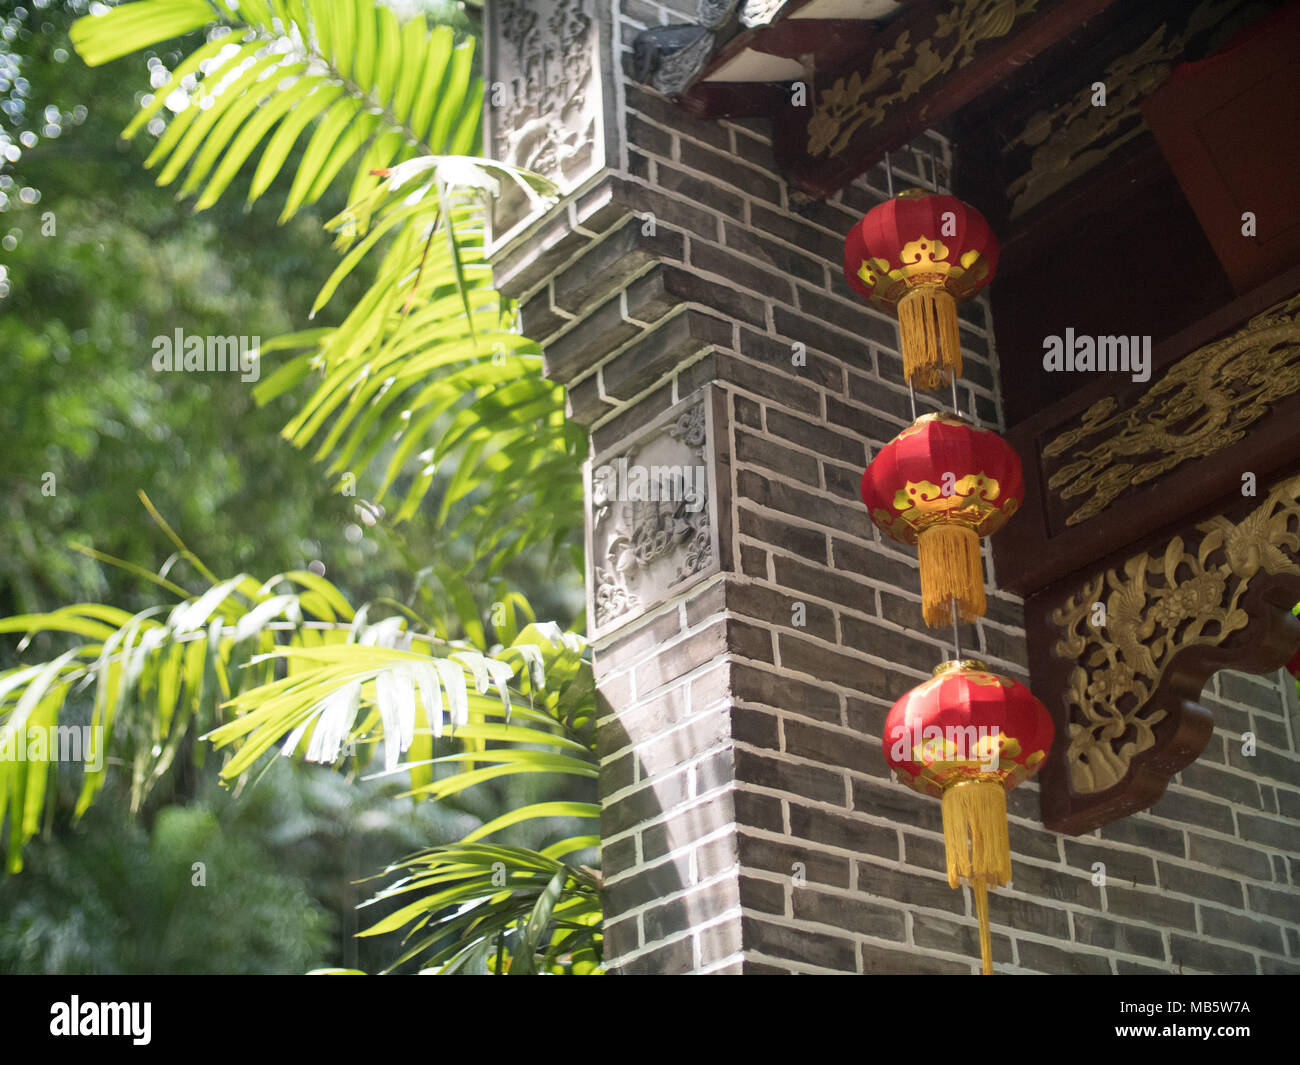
[0,1,587,973]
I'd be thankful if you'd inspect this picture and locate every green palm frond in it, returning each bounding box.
[0,529,595,875]
[358,843,603,974]
[72,0,586,571]
[71,0,481,217]
[252,160,585,569]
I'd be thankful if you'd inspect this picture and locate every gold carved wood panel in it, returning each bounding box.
[1033,474,1300,834]
[1042,292,1300,528]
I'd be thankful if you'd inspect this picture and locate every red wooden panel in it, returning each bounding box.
[1142,3,1300,294]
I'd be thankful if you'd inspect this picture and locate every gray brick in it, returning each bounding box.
[777,632,900,701]
[1071,913,1166,960]
[1246,882,1300,923]
[734,431,820,486]
[740,543,768,577]
[734,747,844,806]
[680,138,782,202]
[663,264,766,327]
[738,831,852,889]
[1169,933,1257,974]
[830,538,918,591]
[729,662,841,722]
[1200,906,1286,954]
[1157,861,1245,908]
[785,718,884,777]
[602,308,730,400]
[861,942,971,975]
[1186,832,1272,881]
[724,221,825,286]
[841,615,948,674]
[1237,812,1300,853]
[1098,815,1186,858]
[1219,671,1284,713]
[643,880,739,943]
[604,856,692,916]
[765,409,866,467]
[742,916,856,970]
[857,862,963,916]
[718,354,822,415]
[690,240,793,303]
[633,619,729,696]
[911,913,1013,964]
[638,798,737,863]
[617,935,694,974]
[1017,939,1111,975]
[1062,840,1156,886]
[789,804,897,860]
[727,578,836,642]
[1107,886,1196,929]
[697,916,743,964]
[792,888,907,940]
[737,325,845,392]
[738,874,785,914]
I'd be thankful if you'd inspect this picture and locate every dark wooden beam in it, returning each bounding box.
[771,0,1123,200]
[992,261,1300,598]
[676,18,878,120]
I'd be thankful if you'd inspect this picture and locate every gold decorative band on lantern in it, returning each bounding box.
[897,285,962,391]
[932,658,992,677]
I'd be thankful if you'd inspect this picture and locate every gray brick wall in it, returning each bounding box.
[490,0,1300,974]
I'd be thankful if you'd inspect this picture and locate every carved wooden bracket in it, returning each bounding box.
[1031,473,1300,834]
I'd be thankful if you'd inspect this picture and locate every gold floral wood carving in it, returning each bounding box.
[1003,0,1253,218]
[1042,291,1300,527]
[1050,475,1300,796]
[807,0,1038,158]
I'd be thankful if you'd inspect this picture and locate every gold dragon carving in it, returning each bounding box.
[1050,475,1300,794]
[1003,0,1256,218]
[1043,291,1300,527]
[807,0,1038,158]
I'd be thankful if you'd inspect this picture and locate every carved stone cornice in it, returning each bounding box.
[1043,291,1300,527]
[1034,473,1300,833]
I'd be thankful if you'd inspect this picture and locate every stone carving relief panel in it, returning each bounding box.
[586,391,724,641]
[485,0,605,240]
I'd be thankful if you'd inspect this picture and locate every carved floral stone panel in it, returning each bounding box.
[485,0,605,240]
[586,390,724,641]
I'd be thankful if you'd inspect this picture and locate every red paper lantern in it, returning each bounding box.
[843,189,998,390]
[883,658,1054,974]
[861,412,1023,627]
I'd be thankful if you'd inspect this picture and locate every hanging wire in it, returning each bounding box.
[951,599,962,660]
[907,379,917,421]
[884,150,894,197]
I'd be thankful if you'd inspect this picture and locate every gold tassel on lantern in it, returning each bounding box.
[942,779,1012,976]
[916,524,985,626]
[896,285,962,390]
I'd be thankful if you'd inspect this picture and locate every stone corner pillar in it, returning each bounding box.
[482,0,1022,975]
